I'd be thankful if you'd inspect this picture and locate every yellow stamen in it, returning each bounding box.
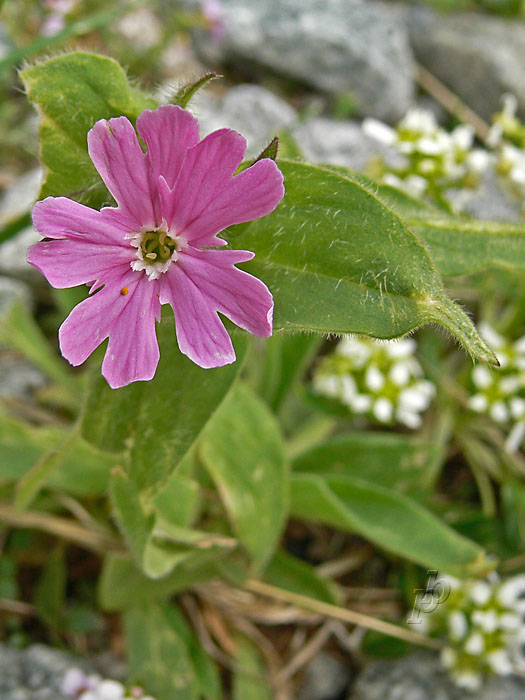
[120,287,129,295]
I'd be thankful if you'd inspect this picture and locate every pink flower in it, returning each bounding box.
[28,105,284,388]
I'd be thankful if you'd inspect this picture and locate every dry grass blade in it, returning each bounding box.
[244,579,443,650]
[0,502,125,554]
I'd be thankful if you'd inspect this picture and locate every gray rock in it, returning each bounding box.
[0,169,41,224]
[448,168,523,222]
[0,169,42,284]
[193,84,298,156]
[298,652,352,700]
[406,6,525,121]
[292,117,404,172]
[186,0,415,122]
[351,652,525,700]
[0,643,124,700]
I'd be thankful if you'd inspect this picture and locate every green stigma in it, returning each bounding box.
[140,230,178,263]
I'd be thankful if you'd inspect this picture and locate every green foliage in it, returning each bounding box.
[229,161,496,364]
[82,318,247,497]
[290,473,494,577]
[200,384,289,570]
[232,636,273,700]
[20,52,156,208]
[292,433,435,495]
[125,602,212,700]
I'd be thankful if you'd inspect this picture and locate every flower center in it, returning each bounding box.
[140,230,178,263]
[128,226,188,280]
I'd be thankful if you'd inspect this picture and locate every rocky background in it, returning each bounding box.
[2,1,525,699]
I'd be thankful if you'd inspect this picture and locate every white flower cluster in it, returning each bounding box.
[467,323,525,450]
[418,574,525,690]
[363,108,490,201]
[486,94,525,202]
[313,336,435,429]
[62,669,155,700]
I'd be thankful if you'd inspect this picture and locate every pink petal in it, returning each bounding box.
[159,263,236,369]
[181,159,284,248]
[28,237,132,289]
[177,247,273,337]
[59,270,161,388]
[32,197,133,245]
[88,117,156,228]
[164,128,247,246]
[136,105,200,220]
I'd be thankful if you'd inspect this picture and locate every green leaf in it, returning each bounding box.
[98,554,219,611]
[200,384,289,570]
[290,473,494,578]
[292,433,436,494]
[143,523,237,580]
[232,636,272,700]
[337,167,525,278]
[264,550,338,604]
[34,548,66,630]
[82,316,247,497]
[0,412,112,496]
[20,51,156,208]
[110,467,153,564]
[124,602,199,700]
[228,161,496,364]
[0,300,76,391]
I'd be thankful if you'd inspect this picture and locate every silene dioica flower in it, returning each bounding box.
[28,106,284,388]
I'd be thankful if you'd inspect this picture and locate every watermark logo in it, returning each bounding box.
[407,570,451,624]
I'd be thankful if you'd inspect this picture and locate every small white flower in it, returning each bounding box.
[506,420,525,453]
[451,124,475,151]
[479,323,505,350]
[448,610,468,641]
[362,118,397,145]
[454,671,482,690]
[499,612,521,631]
[396,408,422,429]
[314,374,341,398]
[497,575,525,608]
[389,361,412,386]
[469,580,492,606]
[373,397,393,422]
[340,375,357,405]
[487,649,513,675]
[468,394,489,413]
[405,174,428,197]
[97,680,125,700]
[350,394,372,413]
[467,149,491,173]
[464,631,484,655]
[490,401,509,423]
[472,609,499,633]
[500,375,521,394]
[384,338,417,359]
[399,108,437,135]
[336,336,371,367]
[365,365,385,392]
[471,365,493,389]
[440,646,457,669]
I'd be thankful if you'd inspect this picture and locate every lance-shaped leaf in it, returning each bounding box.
[228,161,495,364]
[20,51,156,208]
[200,384,289,570]
[333,167,525,278]
[291,473,495,578]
